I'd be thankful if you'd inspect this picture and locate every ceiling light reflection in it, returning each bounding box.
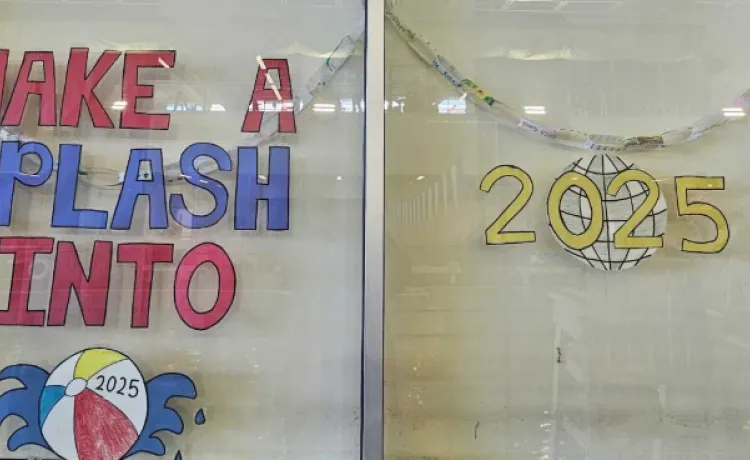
[313,103,336,113]
[524,105,547,115]
[723,107,746,117]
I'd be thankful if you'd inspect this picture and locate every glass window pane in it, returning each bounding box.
[0,2,365,459]
[385,1,750,458]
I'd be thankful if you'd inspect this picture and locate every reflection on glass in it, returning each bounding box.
[385,0,750,458]
[0,1,366,459]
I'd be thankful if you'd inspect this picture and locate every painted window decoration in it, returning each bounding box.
[0,5,365,456]
[479,153,729,271]
[0,348,201,460]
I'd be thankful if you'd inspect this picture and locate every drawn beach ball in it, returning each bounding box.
[39,349,147,460]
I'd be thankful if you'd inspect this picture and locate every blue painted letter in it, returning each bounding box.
[234,146,290,231]
[51,144,108,228]
[111,149,168,229]
[169,143,231,229]
[0,141,53,226]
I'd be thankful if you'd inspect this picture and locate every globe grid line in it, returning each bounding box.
[569,158,588,267]
[566,190,648,203]
[561,247,654,266]
[559,207,667,224]
[619,154,664,270]
[612,155,634,270]
[599,155,613,270]
[575,156,607,270]
[550,154,667,270]
[568,157,599,269]
[647,159,659,265]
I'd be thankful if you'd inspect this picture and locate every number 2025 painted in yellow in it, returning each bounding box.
[480,165,730,254]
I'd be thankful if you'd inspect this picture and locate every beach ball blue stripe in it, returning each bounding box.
[39,385,65,426]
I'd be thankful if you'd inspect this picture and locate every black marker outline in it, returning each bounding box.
[241,58,296,134]
[59,47,120,129]
[51,144,108,229]
[117,242,174,329]
[118,50,176,131]
[47,240,113,327]
[675,175,731,254]
[111,149,168,230]
[0,141,54,227]
[0,236,54,327]
[233,146,291,231]
[1,51,57,127]
[168,143,231,230]
[173,242,236,331]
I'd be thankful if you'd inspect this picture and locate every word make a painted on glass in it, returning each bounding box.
[0,48,297,329]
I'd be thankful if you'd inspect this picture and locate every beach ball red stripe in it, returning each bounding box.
[74,389,138,460]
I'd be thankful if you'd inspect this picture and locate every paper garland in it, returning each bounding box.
[4,1,750,191]
[0,30,363,190]
[384,0,748,152]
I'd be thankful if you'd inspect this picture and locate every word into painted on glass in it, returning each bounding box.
[0,49,297,330]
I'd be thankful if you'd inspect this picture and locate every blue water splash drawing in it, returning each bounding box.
[194,408,206,425]
[0,364,51,451]
[174,450,183,460]
[126,373,197,457]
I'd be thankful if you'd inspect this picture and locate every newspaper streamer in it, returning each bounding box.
[0,30,363,189]
[385,0,747,152]
[5,3,746,189]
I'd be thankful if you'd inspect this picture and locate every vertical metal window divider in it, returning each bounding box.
[362,0,385,459]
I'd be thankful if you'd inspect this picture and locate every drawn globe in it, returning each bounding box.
[547,154,667,271]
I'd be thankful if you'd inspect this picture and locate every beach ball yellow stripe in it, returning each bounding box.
[74,349,126,380]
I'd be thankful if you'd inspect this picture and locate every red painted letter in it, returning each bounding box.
[0,237,53,326]
[174,243,235,331]
[0,50,9,116]
[2,52,57,126]
[48,241,113,326]
[120,50,175,130]
[241,59,296,133]
[117,243,173,328]
[60,48,120,128]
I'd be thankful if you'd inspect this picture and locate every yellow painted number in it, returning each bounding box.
[480,165,536,245]
[547,171,604,250]
[675,176,730,254]
[606,169,664,249]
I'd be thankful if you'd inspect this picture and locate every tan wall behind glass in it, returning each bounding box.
[385,1,750,458]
